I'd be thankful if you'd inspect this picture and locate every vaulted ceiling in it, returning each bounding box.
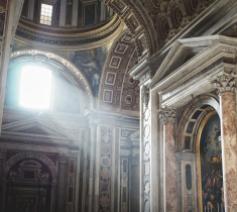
[105,0,216,60]
[1,0,237,116]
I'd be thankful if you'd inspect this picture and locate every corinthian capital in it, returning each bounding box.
[213,70,237,94]
[159,107,176,124]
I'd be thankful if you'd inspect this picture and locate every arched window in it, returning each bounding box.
[5,54,88,114]
[19,64,52,110]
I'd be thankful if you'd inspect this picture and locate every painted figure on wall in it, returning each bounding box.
[71,47,107,96]
[200,114,224,212]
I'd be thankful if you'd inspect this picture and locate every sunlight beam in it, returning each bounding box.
[19,65,52,110]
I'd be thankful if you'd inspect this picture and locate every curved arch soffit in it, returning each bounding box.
[99,31,134,99]
[177,94,220,151]
[11,49,93,105]
[5,152,57,183]
[105,0,158,59]
[99,31,139,112]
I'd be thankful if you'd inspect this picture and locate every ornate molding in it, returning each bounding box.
[129,58,154,87]
[98,126,114,211]
[105,0,158,60]
[159,107,176,124]
[99,31,140,112]
[106,0,217,61]
[213,70,237,94]
[16,16,123,50]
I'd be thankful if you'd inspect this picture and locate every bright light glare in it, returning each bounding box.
[19,65,52,110]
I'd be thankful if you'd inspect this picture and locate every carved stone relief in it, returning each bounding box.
[98,126,113,212]
[141,86,151,212]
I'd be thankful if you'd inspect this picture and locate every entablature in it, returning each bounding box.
[151,35,237,108]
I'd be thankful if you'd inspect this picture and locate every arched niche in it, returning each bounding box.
[177,94,220,152]
[5,152,57,181]
[4,152,57,212]
[177,94,224,212]
[7,49,93,113]
[195,111,224,211]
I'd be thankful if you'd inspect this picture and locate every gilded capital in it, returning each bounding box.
[159,108,176,124]
[213,70,237,94]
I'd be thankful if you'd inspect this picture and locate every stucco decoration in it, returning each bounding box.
[106,0,216,59]
[99,31,139,113]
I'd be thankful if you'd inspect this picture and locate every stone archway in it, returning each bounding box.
[177,95,224,212]
[6,159,53,212]
[4,152,57,212]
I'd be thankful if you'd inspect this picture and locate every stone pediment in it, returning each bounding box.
[151,35,237,108]
[1,114,72,139]
[2,114,78,140]
[152,35,229,84]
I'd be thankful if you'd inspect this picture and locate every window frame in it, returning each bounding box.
[39,3,53,26]
[19,64,53,111]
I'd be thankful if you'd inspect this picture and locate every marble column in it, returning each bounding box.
[57,154,68,212]
[214,70,237,211]
[159,108,178,212]
[130,152,140,212]
[88,124,96,212]
[150,91,160,212]
[140,86,151,212]
[80,129,89,211]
